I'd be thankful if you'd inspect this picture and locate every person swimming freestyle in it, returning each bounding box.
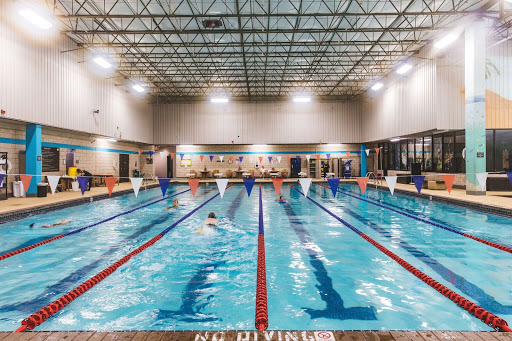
[197,212,219,233]
[29,217,75,228]
[277,196,287,204]
[164,199,179,211]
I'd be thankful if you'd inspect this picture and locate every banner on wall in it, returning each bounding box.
[413,175,425,194]
[299,178,312,197]
[277,156,281,163]
[216,179,229,198]
[77,176,89,196]
[47,175,60,195]
[476,172,488,191]
[158,178,171,197]
[327,177,340,197]
[130,177,143,197]
[384,176,397,195]
[356,177,369,195]
[272,178,283,197]
[188,178,200,197]
[149,151,154,157]
[200,155,204,162]
[105,177,117,197]
[442,174,456,194]
[243,178,256,197]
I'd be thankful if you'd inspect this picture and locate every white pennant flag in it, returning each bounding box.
[160,152,164,159]
[219,155,224,162]
[277,156,282,163]
[250,156,254,163]
[476,172,488,191]
[365,149,370,156]
[385,176,397,195]
[47,175,60,195]
[306,155,311,162]
[216,179,229,198]
[130,177,143,197]
[299,178,312,197]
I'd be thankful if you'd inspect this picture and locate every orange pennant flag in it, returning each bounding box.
[287,155,291,162]
[20,175,32,193]
[200,155,204,162]
[357,177,369,195]
[170,152,175,160]
[258,156,263,163]
[316,154,320,160]
[188,178,200,197]
[138,150,143,156]
[272,178,283,197]
[442,174,456,194]
[104,177,117,197]
[229,156,233,162]
[345,152,350,158]
[375,148,380,156]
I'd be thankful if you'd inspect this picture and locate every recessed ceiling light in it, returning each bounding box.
[293,97,311,103]
[93,57,112,69]
[19,8,52,30]
[371,82,383,91]
[434,33,458,49]
[396,64,412,75]
[211,97,228,103]
[132,84,145,93]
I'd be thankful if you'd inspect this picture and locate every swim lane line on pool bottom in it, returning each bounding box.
[290,184,512,333]
[315,183,512,254]
[14,185,232,333]
[0,185,204,263]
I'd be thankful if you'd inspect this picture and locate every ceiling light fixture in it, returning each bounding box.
[132,84,145,93]
[293,97,311,103]
[211,97,228,103]
[371,82,383,91]
[434,33,458,49]
[93,57,112,69]
[19,8,52,30]
[396,64,412,75]
[389,137,401,142]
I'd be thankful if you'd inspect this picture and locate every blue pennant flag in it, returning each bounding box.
[507,171,512,186]
[77,176,89,196]
[158,178,171,197]
[243,178,256,197]
[179,154,184,160]
[327,177,340,198]
[0,174,5,188]
[356,151,361,157]
[239,156,243,163]
[326,153,330,160]
[149,151,154,157]
[268,156,273,163]
[413,175,425,194]
[209,155,214,162]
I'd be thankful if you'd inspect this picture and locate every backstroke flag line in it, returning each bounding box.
[105,177,117,197]
[384,176,397,195]
[476,172,488,191]
[356,177,369,195]
[299,178,312,197]
[76,176,88,196]
[413,175,425,194]
[130,177,143,197]
[272,178,283,197]
[216,179,229,198]
[188,178,200,197]
[327,177,340,197]
[47,175,60,195]
[243,178,256,197]
[442,174,456,194]
[158,178,170,197]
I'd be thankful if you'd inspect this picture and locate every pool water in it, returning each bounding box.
[0,182,510,331]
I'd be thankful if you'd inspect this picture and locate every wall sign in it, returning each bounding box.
[477,152,484,158]
[42,147,59,171]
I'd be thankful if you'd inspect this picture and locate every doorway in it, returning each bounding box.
[119,154,129,182]
[65,149,75,175]
[166,155,174,178]
[290,158,301,178]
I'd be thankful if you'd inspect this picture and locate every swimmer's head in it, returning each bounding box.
[208,212,216,218]
[173,199,178,205]
[279,196,284,201]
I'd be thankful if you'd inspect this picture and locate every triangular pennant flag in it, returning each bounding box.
[219,156,224,162]
[0,174,5,188]
[250,156,254,163]
[200,155,204,162]
[76,176,89,196]
[20,175,33,193]
[209,155,214,162]
[268,156,273,163]
[170,152,175,160]
[130,177,143,197]
[188,178,200,197]
[506,171,512,187]
[287,155,291,162]
[160,152,164,159]
[258,156,263,163]
[476,172,488,191]
[138,150,143,156]
[243,178,256,197]
[149,151,154,157]
[375,148,380,156]
[316,154,320,160]
[356,177,369,195]
[299,178,312,197]
[216,179,229,198]
[272,178,283,197]
[442,174,456,194]
[47,175,60,195]
[105,177,117,197]
[180,154,184,160]
[277,156,281,163]
[158,178,170,197]
[306,155,310,162]
[239,156,243,163]
[356,151,361,157]
[229,156,233,162]
[412,175,425,194]
[385,176,397,195]
[326,153,330,160]
[365,149,370,156]
[327,177,340,197]
[344,152,349,158]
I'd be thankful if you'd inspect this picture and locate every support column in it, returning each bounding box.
[25,124,42,195]
[360,143,367,177]
[465,21,487,195]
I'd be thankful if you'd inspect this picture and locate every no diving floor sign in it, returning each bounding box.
[314,331,335,341]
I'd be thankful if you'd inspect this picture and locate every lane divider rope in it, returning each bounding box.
[14,184,232,333]
[0,186,202,262]
[290,184,512,332]
[315,183,512,254]
[255,184,269,331]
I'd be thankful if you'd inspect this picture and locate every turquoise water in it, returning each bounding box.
[0,183,510,331]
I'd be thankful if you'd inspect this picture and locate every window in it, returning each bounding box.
[424,136,432,171]
[443,133,455,172]
[486,130,495,172]
[455,131,465,173]
[408,140,415,170]
[495,130,512,171]
[400,141,408,170]
[382,143,389,171]
[433,135,443,172]
[415,138,423,170]
[389,142,399,170]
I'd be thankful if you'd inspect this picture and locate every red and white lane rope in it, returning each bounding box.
[255,184,269,331]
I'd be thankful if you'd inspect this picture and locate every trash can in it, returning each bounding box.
[37,183,48,197]
[13,181,24,197]
[71,181,79,192]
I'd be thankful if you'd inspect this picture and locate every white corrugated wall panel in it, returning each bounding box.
[0,0,153,144]
[153,101,362,145]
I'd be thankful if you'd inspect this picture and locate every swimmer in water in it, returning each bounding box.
[277,196,287,204]
[198,212,219,233]
[164,199,179,211]
[29,217,74,228]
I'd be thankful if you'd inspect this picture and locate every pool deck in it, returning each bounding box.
[0,331,511,340]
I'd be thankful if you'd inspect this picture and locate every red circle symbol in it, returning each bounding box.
[317,332,332,339]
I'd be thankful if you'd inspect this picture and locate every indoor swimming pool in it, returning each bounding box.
[0,182,510,332]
